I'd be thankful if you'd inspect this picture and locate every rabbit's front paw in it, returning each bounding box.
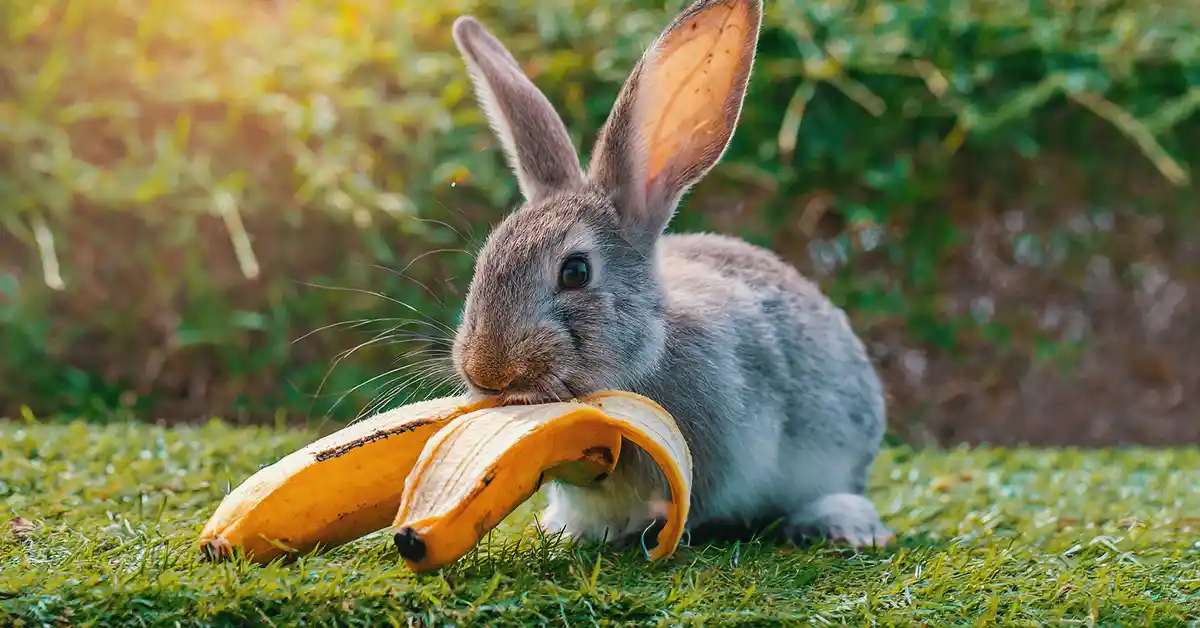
[533,502,621,546]
[786,493,895,549]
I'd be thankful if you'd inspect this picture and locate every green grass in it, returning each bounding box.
[3,419,1199,626]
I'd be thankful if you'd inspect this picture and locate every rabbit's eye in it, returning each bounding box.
[558,255,590,290]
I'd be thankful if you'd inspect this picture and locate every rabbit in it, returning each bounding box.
[446,0,894,551]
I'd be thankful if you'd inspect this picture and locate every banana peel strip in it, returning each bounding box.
[197,390,692,572]
[392,390,693,573]
[197,395,495,564]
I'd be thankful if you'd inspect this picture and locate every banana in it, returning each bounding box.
[392,390,693,573]
[198,395,495,564]
[197,390,693,572]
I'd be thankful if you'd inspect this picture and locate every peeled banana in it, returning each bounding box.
[198,395,495,563]
[197,390,692,572]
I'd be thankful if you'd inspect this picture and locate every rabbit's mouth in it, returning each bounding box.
[464,372,585,407]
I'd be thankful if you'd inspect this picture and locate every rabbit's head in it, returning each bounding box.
[449,0,762,403]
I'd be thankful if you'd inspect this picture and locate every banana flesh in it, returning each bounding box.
[198,395,494,563]
[393,390,693,573]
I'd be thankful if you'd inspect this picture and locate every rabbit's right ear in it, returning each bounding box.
[452,17,584,202]
[586,0,762,249]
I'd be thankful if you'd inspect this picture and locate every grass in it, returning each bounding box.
[2,418,1199,627]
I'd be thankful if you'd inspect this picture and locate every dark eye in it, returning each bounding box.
[558,255,590,290]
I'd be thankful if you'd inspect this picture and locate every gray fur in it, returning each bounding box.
[451,16,583,201]
[449,0,893,549]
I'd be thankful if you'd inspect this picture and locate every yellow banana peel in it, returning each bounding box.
[197,390,692,572]
[197,395,495,564]
[393,390,692,573]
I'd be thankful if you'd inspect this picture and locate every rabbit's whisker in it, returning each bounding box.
[305,314,455,418]
[323,359,435,423]
[292,317,415,345]
[355,349,459,418]
[298,281,458,336]
[388,369,467,415]
[342,356,456,425]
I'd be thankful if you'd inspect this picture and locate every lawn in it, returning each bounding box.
[2,418,1198,626]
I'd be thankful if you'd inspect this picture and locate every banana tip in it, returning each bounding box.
[640,516,667,555]
[393,527,427,563]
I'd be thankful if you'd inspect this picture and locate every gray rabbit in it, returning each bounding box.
[447,0,893,550]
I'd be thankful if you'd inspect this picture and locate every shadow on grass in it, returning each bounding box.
[677,515,950,552]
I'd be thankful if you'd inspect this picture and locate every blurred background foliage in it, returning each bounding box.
[1,0,1197,446]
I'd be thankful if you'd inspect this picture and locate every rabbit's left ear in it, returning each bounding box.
[587,0,762,246]
[453,16,584,202]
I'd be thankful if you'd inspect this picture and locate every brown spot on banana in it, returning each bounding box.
[314,419,438,462]
[581,445,615,466]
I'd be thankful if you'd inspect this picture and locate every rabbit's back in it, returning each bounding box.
[630,232,886,522]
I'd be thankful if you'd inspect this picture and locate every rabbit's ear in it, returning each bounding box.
[452,17,584,202]
[587,0,761,245]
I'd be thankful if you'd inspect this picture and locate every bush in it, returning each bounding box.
[2,0,1198,442]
